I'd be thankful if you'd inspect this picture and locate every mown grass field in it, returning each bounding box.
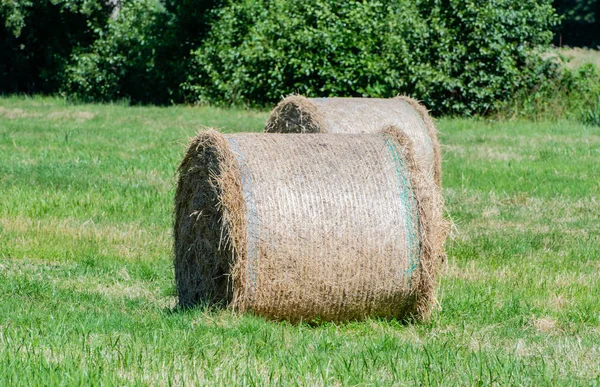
[1,96,599,385]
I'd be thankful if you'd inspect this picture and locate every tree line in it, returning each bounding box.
[1,0,595,115]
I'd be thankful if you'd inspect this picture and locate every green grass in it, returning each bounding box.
[1,96,599,385]
[549,47,600,70]
[498,48,600,123]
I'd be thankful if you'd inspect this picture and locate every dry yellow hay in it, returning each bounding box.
[174,128,447,322]
[265,95,442,185]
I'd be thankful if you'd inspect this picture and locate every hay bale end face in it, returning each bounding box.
[174,129,446,322]
[265,96,442,185]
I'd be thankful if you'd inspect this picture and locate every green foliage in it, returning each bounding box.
[185,0,558,115]
[62,0,169,103]
[580,95,600,126]
[420,0,559,115]
[0,0,110,93]
[185,1,426,105]
[555,0,598,23]
[1,0,568,115]
[496,63,600,122]
[162,0,223,55]
[62,0,222,104]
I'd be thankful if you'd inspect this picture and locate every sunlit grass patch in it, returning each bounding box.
[0,97,598,384]
[551,47,600,69]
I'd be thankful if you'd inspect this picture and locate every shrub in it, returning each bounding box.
[185,1,427,106]
[62,0,222,104]
[418,0,559,115]
[580,96,600,126]
[185,0,559,116]
[0,0,109,93]
[496,63,600,122]
[62,0,168,103]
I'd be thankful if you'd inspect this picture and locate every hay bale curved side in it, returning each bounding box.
[174,129,444,322]
[383,126,448,320]
[265,95,441,185]
[395,95,442,185]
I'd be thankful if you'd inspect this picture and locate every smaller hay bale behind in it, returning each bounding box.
[265,95,442,185]
[174,128,447,322]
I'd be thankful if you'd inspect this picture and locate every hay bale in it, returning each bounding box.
[265,95,442,185]
[174,127,447,322]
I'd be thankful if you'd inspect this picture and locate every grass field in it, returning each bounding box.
[551,47,600,69]
[1,96,599,385]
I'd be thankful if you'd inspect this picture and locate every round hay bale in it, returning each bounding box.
[265,95,442,185]
[174,127,446,322]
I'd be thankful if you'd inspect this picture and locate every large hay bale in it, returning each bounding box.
[174,127,446,322]
[265,95,442,185]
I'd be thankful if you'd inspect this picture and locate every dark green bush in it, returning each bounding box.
[184,1,427,105]
[419,0,559,115]
[0,0,109,93]
[62,0,221,104]
[185,0,559,115]
[4,0,565,116]
[580,95,600,126]
[62,0,167,103]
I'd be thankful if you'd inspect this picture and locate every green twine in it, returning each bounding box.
[384,137,421,287]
